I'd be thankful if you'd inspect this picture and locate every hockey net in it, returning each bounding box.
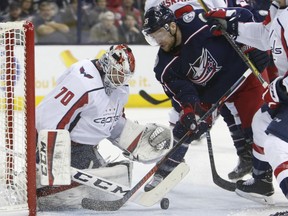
[0,21,36,215]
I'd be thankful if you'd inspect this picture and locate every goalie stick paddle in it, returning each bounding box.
[81,69,252,211]
[139,90,170,105]
[206,131,236,191]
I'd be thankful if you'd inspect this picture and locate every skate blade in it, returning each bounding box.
[235,189,275,205]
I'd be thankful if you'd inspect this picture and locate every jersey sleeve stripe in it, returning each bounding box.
[56,93,89,129]
[278,19,288,60]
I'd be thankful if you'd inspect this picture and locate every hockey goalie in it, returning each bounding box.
[35,44,173,210]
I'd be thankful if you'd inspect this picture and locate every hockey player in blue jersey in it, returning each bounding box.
[204,0,288,206]
[141,4,270,191]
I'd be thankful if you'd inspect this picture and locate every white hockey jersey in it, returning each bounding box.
[144,0,227,13]
[237,4,288,75]
[36,59,128,145]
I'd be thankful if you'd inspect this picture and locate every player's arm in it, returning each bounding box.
[202,2,284,51]
[36,62,92,131]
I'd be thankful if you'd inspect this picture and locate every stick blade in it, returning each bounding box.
[213,175,236,192]
[139,90,170,105]
[81,198,123,211]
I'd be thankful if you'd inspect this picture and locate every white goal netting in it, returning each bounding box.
[0,21,35,215]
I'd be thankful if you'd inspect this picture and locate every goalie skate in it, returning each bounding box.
[235,178,275,205]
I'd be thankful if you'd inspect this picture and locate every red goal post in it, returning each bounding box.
[0,21,36,215]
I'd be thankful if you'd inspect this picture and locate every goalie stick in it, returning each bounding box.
[37,163,189,207]
[139,90,170,105]
[206,131,236,191]
[81,68,252,211]
[198,0,268,88]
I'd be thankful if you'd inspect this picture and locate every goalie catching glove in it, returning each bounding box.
[115,119,173,163]
[173,103,215,143]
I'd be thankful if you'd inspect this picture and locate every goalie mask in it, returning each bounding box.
[99,44,135,88]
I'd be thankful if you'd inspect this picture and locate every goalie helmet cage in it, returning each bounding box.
[0,21,36,216]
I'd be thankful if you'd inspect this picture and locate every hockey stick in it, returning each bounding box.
[38,163,189,207]
[139,90,170,105]
[198,0,268,88]
[206,131,236,191]
[81,68,252,211]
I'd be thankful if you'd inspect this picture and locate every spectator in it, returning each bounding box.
[118,14,145,44]
[88,11,118,44]
[0,0,9,17]
[61,0,91,43]
[88,0,111,24]
[33,1,70,44]
[111,0,142,27]
[2,2,22,22]
[20,0,36,21]
[106,0,122,10]
[37,0,67,11]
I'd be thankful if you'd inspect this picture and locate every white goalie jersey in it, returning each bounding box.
[36,59,173,163]
[36,59,129,145]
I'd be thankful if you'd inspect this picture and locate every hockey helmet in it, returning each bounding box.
[142,4,176,46]
[99,44,135,87]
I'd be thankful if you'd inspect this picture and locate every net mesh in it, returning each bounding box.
[0,21,29,212]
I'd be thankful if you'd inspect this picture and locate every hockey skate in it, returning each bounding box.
[228,153,252,180]
[270,211,288,216]
[144,162,188,192]
[144,173,164,192]
[235,177,275,205]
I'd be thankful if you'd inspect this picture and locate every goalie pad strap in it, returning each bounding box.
[46,131,57,185]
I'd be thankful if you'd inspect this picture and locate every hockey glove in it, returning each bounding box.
[174,103,211,143]
[241,46,270,73]
[203,8,239,38]
[262,74,288,109]
[179,103,198,131]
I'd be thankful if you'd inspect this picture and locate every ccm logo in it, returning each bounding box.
[39,141,48,176]
[73,171,130,196]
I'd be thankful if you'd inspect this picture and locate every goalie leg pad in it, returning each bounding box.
[116,119,173,163]
[38,130,71,186]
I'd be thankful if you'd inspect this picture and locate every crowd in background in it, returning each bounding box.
[0,0,147,44]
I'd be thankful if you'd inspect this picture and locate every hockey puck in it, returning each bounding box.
[160,198,169,210]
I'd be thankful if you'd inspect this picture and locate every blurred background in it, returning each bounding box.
[0,0,170,108]
[0,0,147,45]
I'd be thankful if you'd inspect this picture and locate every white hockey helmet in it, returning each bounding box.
[99,44,135,87]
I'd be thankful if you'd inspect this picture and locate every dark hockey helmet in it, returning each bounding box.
[142,4,176,35]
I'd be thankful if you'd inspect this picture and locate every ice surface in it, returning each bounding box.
[37,108,288,216]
